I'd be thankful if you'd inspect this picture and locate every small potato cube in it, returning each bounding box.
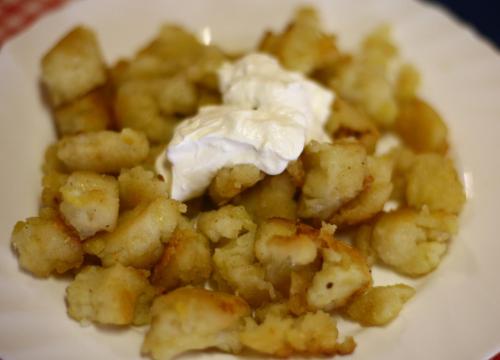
[54,88,111,136]
[66,264,156,326]
[152,219,212,290]
[344,284,415,326]
[406,154,465,214]
[142,287,250,360]
[208,165,264,206]
[299,141,367,219]
[234,172,297,222]
[59,171,119,239]
[57,128,149,173]
[307,238,372,311]
[118,166,169,210]
[395,98,448,153]
[197,205,255,243]
[84,197,184,269]
[11,216,83,277]
[157,75,198,116]
[41,26,107,106]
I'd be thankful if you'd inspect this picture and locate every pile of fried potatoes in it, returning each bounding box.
[11,7,465,360]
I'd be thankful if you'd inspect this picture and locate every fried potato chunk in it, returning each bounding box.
[259,7,339,74]
[240,310,354,357]
[11,215,83,277]
[66,264,156,326]
[157,75,198,116]
[387,145,416,203]
[395,98,448,153]
[354,224,377,267]
[41,26,107,106]
[152,218,212,291]
[209,164,264,206]
[330,155,393,226]
[255,219,318,293]
[197,205,254,243]
[57,128,149,173]
[204,206,275,306]
[41,171,69,209]
[59,171,119,239]
[395,64,420,101]
[118,166,169,210]
[344,284,415,326]
[299,141,367,219]
[54,88,111,137]
[142,287,250,360]
[406,153,465,214]
[326,98,380,154]
[372,209,458,276]
[84,197,184,269]
[307,237,372,311]
[234,172,297,222]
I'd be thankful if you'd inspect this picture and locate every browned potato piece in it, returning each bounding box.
[234,172,297,222]
[84,197,184,269]
[326,98,380,153]
[387,145,416,204]
[372,209,457,276]
[395,64,420,101]
[240,310,354,357]
[41,26,107,106]
[299,141,367,219]
[197,205,254,243]
[307,237,372,311]
[142,287,250,360]
[152,219,212,291]
[344,284,415,326]
[54,88,111,137]
[57,128,149,173]
[395,98,448,153]
[11,215,83,277]
[354,224,377,266]
[41,172,68,209]
[157,75,198,116]
[406,154,465,214]
[285,159,305,187]
[330,155,393,226]
[66,264,156,326]
[209,164,264,205]
[42,143,68,174]
[259,7,339,74]
[114,81,177,144]
[118,166,169,210]
[59,171,119,239]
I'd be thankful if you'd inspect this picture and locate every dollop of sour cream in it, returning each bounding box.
[158,53,335,201]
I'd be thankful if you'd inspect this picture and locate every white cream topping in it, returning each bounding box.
[160,53,334,201]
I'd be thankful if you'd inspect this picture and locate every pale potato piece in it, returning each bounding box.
[395,98,448,153]
[142,287,250,360]
[114,80,177,144]
[234,172,297,222]
[59,171,119,239]
[54,88,111,136]
[57,128,149,173]
[152,219,212,290]
[387,145,416,203]
[406,154,466,214]
[197,205,254,243]
[157,75,198,116]
[326,98,380,153]
[66,264,156,326]
[307,238,372,311]
[299,141,367,219]
[330,155,393,226]
[395,64,420,101]
[372,209,458,276]
[84,197,184,269]
[42,26,107,106]
[209,164,264,206]
[344,284,415,326]
[118,166,169,210]
[240,310,354,357]
[11,216,83,277]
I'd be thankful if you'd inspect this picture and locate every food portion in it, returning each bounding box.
[11,6,466,360]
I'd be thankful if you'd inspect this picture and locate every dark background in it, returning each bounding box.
[428,0,499,48]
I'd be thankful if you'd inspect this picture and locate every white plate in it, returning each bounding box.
[1,0,500,359]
